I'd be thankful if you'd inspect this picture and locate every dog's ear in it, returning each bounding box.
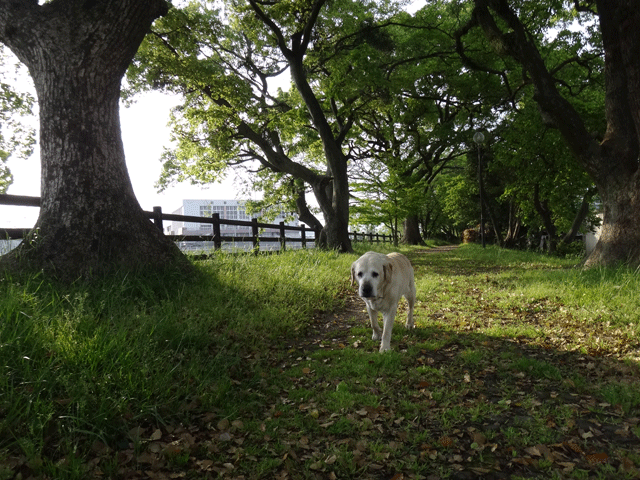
[383,259,393,284]
[350,262,356,286]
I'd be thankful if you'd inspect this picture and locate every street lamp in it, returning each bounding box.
[473,131,486,248]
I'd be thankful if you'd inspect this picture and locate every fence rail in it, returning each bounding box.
[0,194,391,251]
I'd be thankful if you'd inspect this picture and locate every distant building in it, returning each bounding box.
[166,199,301,251]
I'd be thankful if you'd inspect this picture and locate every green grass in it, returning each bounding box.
[1,243,640,479]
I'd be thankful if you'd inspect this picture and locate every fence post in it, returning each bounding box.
[279,221,286,252]
[301,224,306,249]
[212,213,221,250]
[251,217,259,253]
[152,206,163,232]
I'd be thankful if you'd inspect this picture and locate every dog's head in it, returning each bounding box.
[351,251,392,299]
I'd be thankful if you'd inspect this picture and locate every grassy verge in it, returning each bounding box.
[1,243,639,479]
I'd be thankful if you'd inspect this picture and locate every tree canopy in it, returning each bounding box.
[129,0,415,251]
[127,0,611,260]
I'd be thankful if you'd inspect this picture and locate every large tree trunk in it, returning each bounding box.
[0,0,189,280]
[402,215,424,245]
[326,158,353,252]
[311,174,352,252]
[585,174,640,267]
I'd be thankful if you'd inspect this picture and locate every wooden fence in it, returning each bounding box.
[0,194,391,251]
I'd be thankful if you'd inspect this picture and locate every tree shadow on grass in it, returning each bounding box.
[135,248,637,480]
[287,290,640,479]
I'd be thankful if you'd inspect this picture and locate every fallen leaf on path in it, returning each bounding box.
[586,453,608,465]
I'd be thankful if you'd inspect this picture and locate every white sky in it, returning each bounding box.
[1,0,426,229]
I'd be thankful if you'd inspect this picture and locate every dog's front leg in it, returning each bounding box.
[366,304,382,341]
[379,307,397,352]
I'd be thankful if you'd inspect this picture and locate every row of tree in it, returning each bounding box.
[129,0,610,253]
[1,0,639,280]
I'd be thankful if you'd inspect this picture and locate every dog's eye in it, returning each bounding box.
[357,272,363,278]
[372,271,379,278]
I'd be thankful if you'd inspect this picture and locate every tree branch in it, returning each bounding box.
[246,0,291,57]
[468,0,599,172]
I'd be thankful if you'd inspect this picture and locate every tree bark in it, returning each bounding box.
[402,215,425,245]
[0,0,189,280]
[587,175,640,266]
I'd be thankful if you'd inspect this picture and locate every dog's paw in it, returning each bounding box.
[379,344,392,353]
[372,332,381,341]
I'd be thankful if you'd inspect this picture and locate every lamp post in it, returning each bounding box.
[473,131,486,248]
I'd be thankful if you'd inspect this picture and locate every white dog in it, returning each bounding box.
[351,251,416,352]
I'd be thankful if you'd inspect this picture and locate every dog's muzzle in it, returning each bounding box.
[359,283,374,298]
